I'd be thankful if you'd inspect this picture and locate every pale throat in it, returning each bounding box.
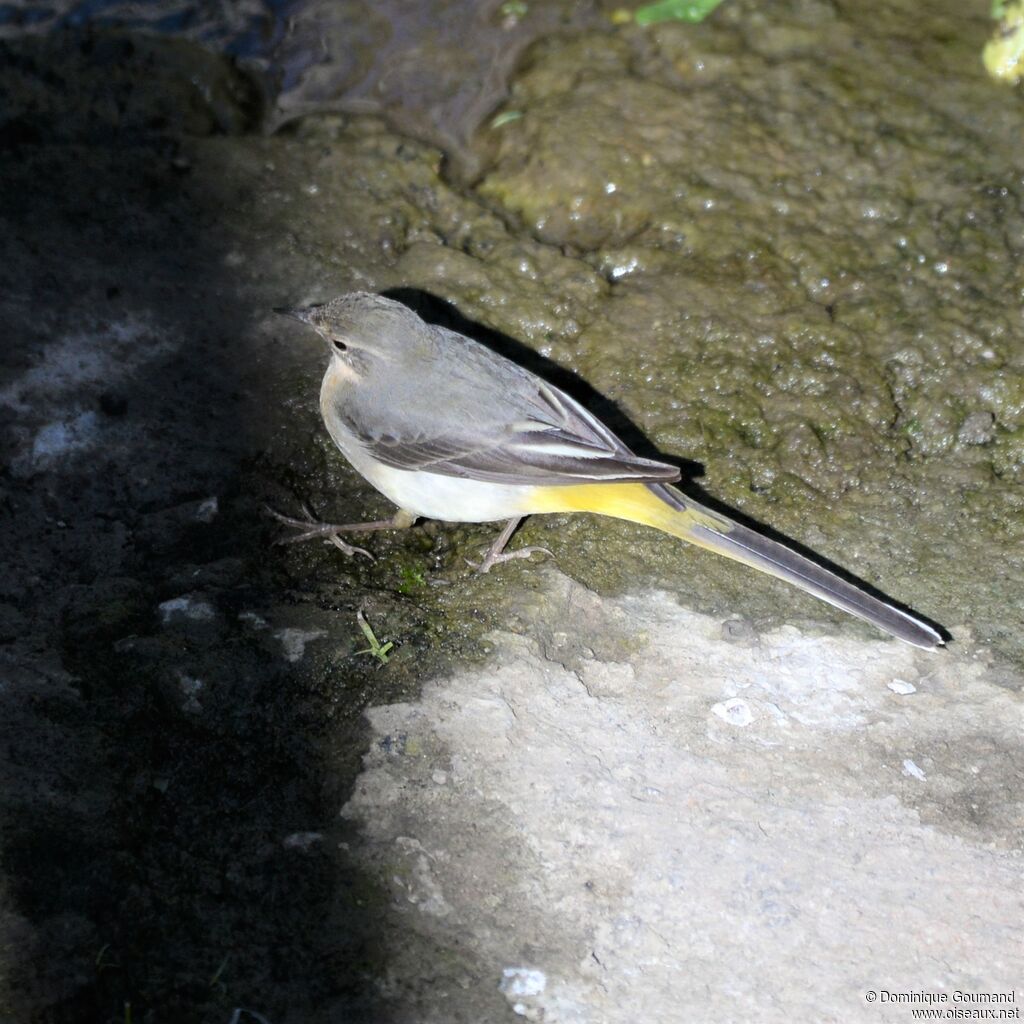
[325,355,361,385]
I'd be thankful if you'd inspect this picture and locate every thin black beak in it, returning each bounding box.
[273,305,315,324]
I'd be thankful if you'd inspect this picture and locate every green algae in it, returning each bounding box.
[461,0,1023,658]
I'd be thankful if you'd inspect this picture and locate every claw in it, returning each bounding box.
[327,535,375,561]
[471,545,553,575]
[264,504,316,530]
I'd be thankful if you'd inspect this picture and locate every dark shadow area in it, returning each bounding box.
[383,287,949,644]
[0,29,396,1023]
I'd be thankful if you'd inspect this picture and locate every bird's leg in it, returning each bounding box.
[265,504,417,561]
[470,516,552,574]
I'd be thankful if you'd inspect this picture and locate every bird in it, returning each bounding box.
[271,291,944,650]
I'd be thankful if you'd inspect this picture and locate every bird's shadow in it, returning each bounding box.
[384,287,949,644]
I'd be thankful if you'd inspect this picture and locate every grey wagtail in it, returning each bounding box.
[271,292,944,650]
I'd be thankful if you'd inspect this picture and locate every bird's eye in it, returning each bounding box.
[332,339,347,352]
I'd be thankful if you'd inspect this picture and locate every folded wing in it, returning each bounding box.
[356,379,681,486]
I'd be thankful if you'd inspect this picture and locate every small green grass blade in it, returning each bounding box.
[634,0,726,26]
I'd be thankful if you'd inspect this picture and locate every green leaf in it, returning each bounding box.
[355,609,394,665]
[490,110,524,129]
[634,0,726,26]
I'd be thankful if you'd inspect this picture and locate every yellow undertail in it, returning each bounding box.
[526,481,942,650]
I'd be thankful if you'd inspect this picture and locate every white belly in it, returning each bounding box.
[321,370,538,522]
[339,440,536,523]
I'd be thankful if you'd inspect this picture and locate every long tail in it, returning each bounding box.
[531,481,944,649]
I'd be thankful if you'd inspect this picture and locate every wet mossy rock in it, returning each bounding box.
[469,1,1023,661]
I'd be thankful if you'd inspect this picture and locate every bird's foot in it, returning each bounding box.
[264,504,375,561]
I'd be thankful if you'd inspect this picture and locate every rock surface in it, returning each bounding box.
[0,0,1021,1020]
[344,571,1020,1023]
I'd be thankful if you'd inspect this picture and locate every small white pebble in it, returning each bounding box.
[431,771,448,785]
[177,674,203,713]
[609,256,639,280]
[195,496,218,522]
[903,758,927,781]
[31,412,100,463]
[499,967,546,998]
[711,697,754,727]
[159,595,215,623]
[888,679,917,695]
[958,411,995,446]
[275,628,327,662]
